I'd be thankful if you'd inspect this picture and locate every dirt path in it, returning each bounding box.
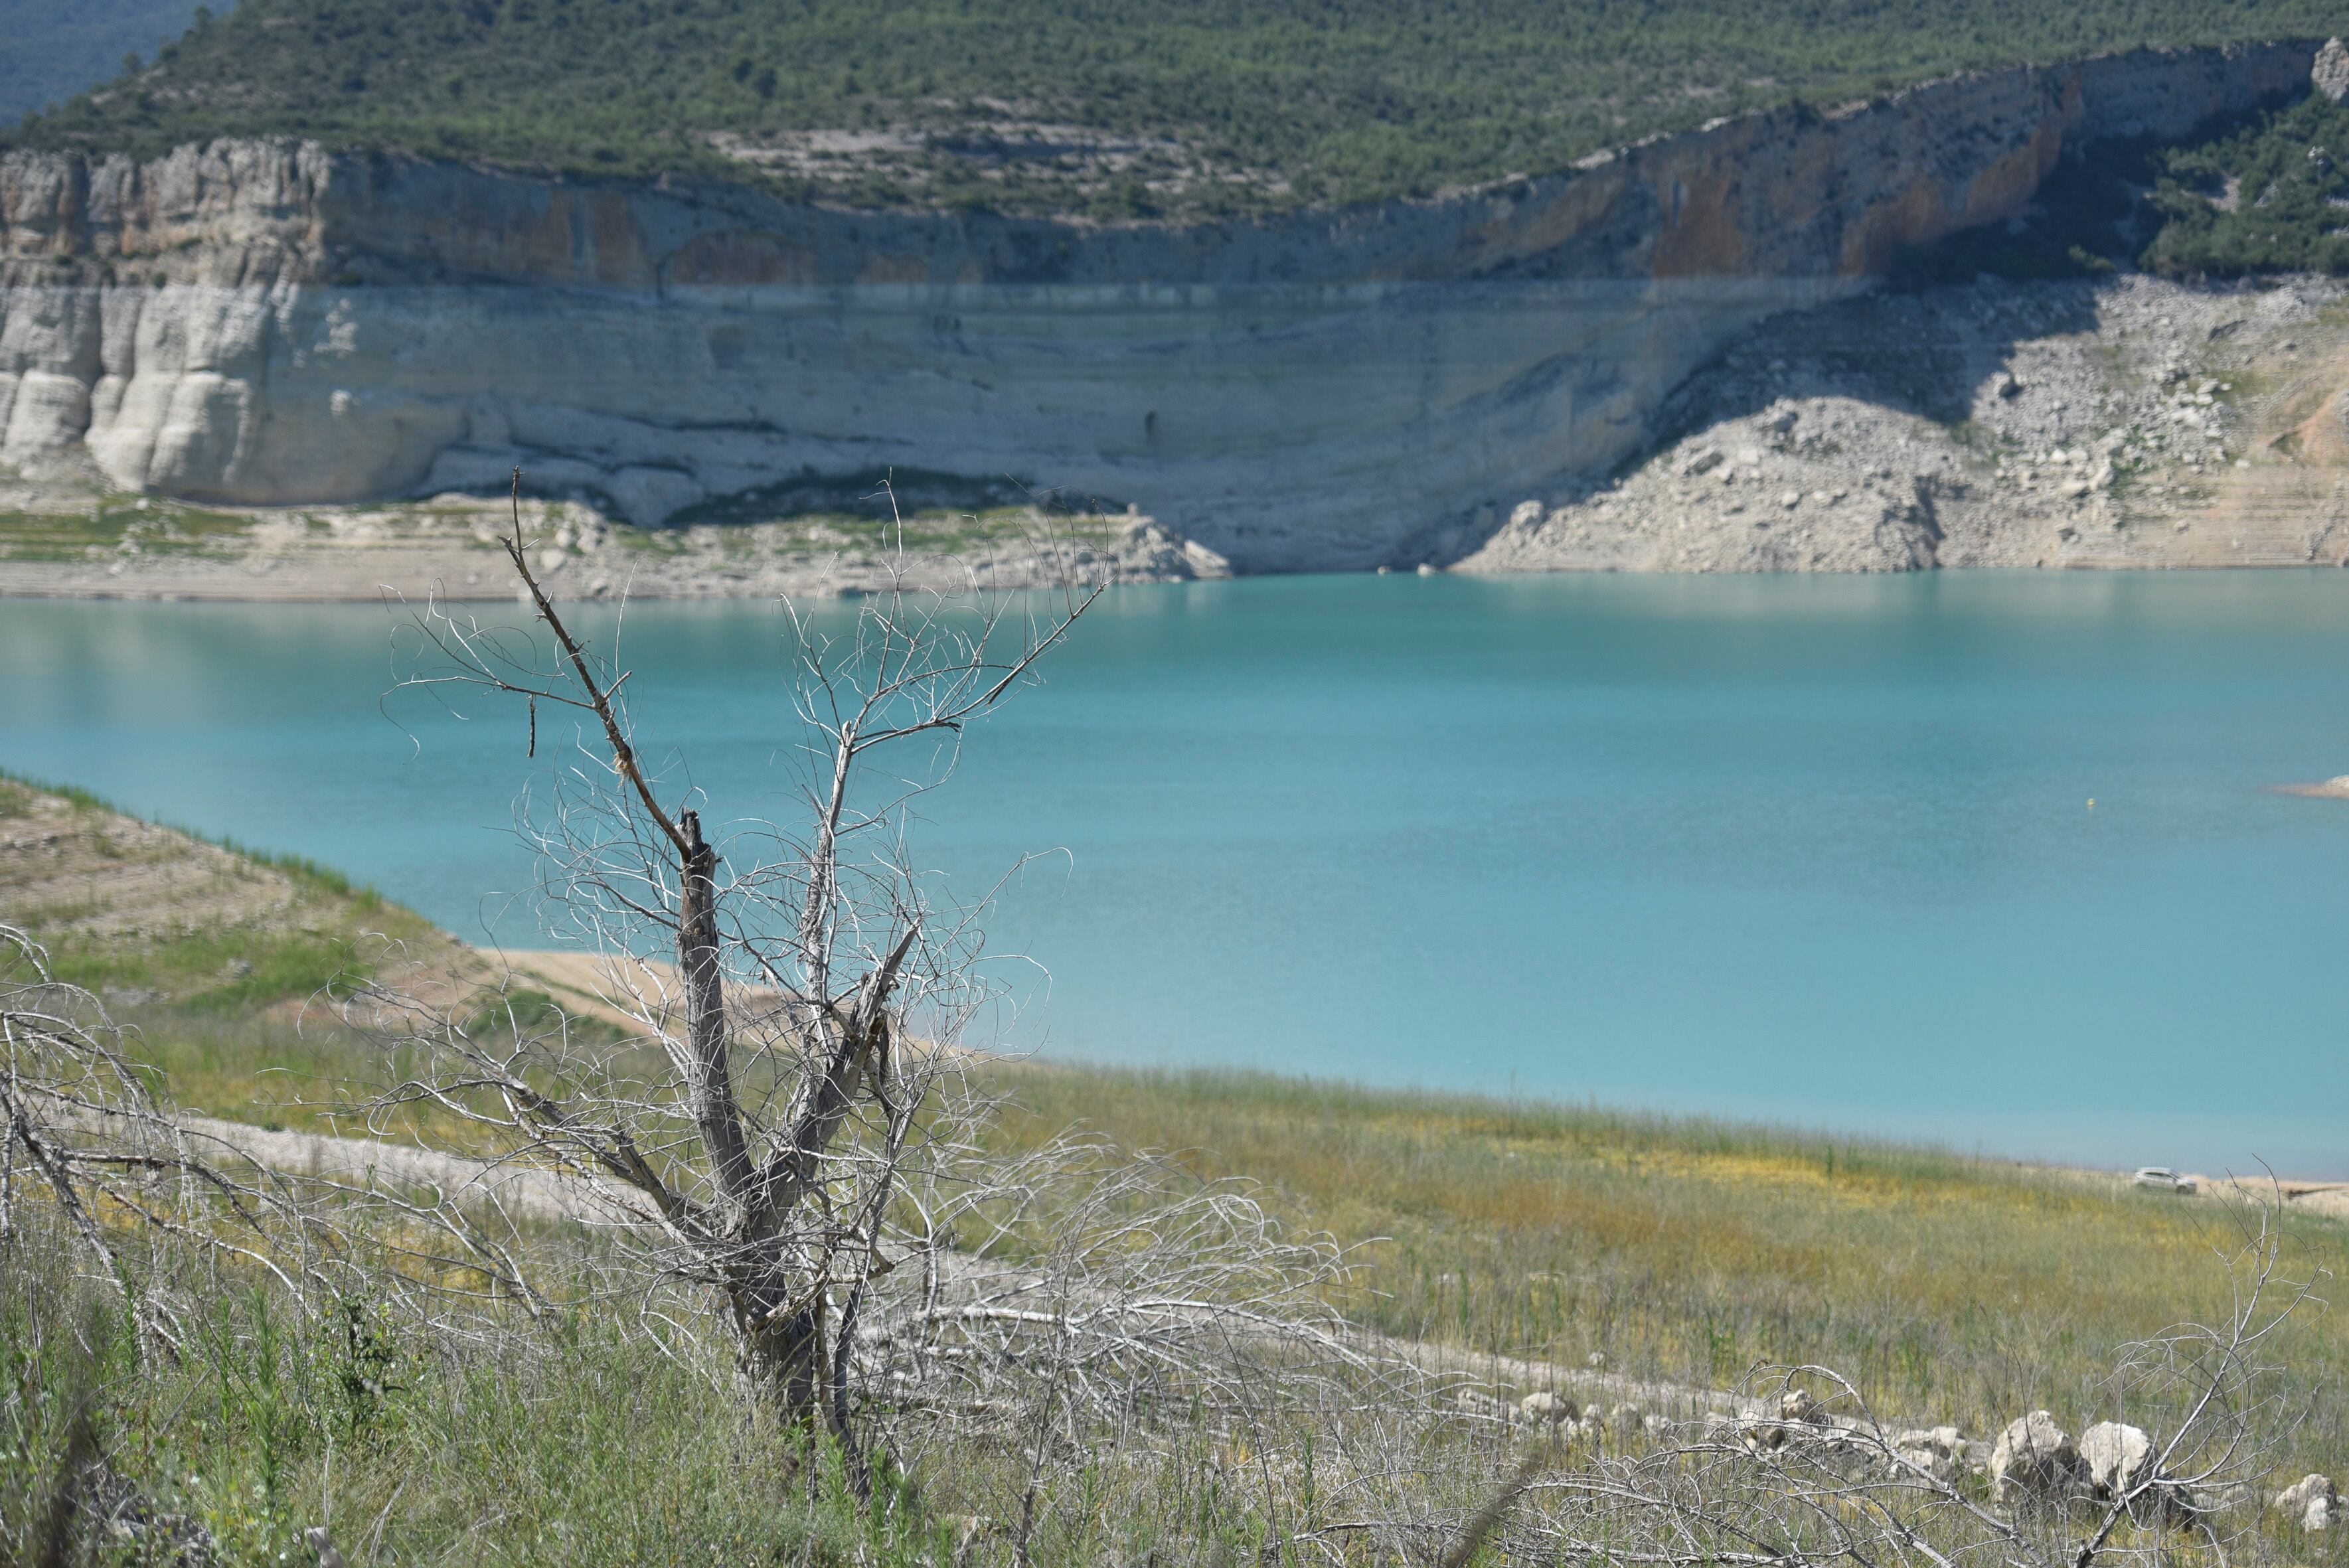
[171,1102,1737,1421]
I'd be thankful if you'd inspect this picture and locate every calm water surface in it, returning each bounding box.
[5,571,2347,1175]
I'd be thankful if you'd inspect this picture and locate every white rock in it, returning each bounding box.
[1990,1411,2080,1504]
[2316,39,2349,102]
[2276,1474,2338,1528]
[1520,1391,1577,1425]
[2079,1421,2156,1498]
[1890,1426,1967,1481]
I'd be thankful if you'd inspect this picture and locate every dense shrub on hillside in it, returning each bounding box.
[5,0,2346,219]
[2141,90,2349,275]
[1887,90,2349,286]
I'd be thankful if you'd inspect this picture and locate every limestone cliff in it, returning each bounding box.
[0,42,2319,572]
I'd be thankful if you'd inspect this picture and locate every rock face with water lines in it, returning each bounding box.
[0,42,2322,574]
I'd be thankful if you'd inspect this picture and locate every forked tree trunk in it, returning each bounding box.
[679,810,835,1427]
[490,490,963,1451]
[736,1287,829,1424]
[678,809,751,1203]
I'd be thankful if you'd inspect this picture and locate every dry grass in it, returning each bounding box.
[987,1063,2349,1493]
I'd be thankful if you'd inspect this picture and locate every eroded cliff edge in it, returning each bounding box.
[0,42,2321,574]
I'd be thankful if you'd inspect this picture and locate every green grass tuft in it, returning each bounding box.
[0,1228,939,1565]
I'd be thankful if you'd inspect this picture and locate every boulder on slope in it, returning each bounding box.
[1990,1411,2083,1504]
[2276,1474,2340,1530]
[2316,39,2349,103]
[1890,1426,1969,1482]
[1519,1390,1578,1425]
[2079,1421,2158,1499]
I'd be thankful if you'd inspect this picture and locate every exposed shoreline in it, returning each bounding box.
[0,485,1228,603]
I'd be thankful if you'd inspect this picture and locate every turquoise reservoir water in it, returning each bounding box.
[4,571,2348,1175]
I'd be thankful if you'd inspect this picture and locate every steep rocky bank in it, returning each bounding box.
[0,42,2331,581]
[15,264,2349,598]
[1464,272,2349,573]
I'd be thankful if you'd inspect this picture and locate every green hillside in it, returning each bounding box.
[1,0,2340,220]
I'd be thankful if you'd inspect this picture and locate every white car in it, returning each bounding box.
[2132,1167,2198,1194]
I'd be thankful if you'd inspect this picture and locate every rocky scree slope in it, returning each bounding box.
[0,40,2332,577]
[1463,272,2349,573]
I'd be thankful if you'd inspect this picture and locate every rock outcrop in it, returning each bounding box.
[1519,1390,1578,1425]
[0,42,2322,572]
[2314,38,2349,101]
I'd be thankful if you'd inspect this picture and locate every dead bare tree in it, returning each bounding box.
[379,472,1118,1456]
[0,922,557,1365]
[0,925,336,1354]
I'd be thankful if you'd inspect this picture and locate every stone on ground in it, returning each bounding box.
[1990,1411,2081,1504]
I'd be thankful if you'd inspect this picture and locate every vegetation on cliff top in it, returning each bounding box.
[2141,89,2349,275]
[4,0,2347,220]
[1894,88,2349,283]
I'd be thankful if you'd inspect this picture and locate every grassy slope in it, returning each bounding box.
[5,0,2345,220]
[5,785,2346,1561]
[1893,89,2349,284]
[993,1067,2349,1481]
[10,779,2346,1452]
[1,1225,935,1566]
[2142,90,2349,276]
[0,771,462,1133]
